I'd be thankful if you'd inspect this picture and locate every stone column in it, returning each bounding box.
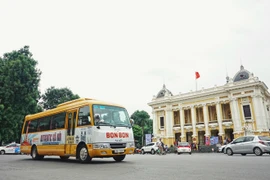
[180,107,185,140]
[216,102,223,135]
[152,110,158,138]
[230,98,242,133]
[203,104,210,136]
[264,104,270,130]
[259,97,268,130]
[165,107,173,138]
[252,95,264,131]
[252,95,267,131]
[191,105,197,137]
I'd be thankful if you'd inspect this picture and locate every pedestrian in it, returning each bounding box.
[158,138,164,155]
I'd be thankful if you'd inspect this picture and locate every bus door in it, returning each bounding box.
[65,110,77,155]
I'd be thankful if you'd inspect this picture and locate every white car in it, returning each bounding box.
[224,135,270,156]
[0,142,21,155]
[177,142,192,155]
[219,145,227,153]
[141,142,159,154]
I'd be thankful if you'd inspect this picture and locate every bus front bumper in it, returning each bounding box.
[89,147,135,157]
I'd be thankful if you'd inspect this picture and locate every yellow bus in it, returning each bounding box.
[20,98,135,163]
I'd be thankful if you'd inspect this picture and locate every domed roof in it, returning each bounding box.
[156,84,173,98]
[233,65,251,82]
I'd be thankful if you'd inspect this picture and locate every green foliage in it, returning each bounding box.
[132,124,143,146]
[131,110,150,127]
[143,118,153,135]
[131,110,152,146]
[41,86,80,109]
[0,46,41,143]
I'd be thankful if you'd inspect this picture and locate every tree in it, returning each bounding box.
[131,110,152,146]
[41,86,80,109]
[131,110,150,127]
[132,124,143,148]
[0,46,41,144]
[144,118,153,135]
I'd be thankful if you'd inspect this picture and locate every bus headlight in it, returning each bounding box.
[126,142,135,148]
[93,143,110,149]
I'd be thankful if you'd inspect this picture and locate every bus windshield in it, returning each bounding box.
[93,105,131,127]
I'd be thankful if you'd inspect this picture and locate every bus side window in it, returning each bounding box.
[37,117,51,131]
[83,116,90,125]
[52,113,65,129]
[72,112,77,135]
[78,106,91,126]
[28,120,38,133]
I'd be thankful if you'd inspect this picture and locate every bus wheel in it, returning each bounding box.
[31,146,44,160]
[78,145,91,163]
[113,155,126,162]
[60,156,70,160]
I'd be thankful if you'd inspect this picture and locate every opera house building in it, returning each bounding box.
[148,65,270,146]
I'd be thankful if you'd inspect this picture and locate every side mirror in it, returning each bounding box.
[130,119,134,126]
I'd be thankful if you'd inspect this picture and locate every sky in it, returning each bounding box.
[1,0,270,118]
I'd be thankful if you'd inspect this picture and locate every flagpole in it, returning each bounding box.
[195,71,197,91]
[195,71,200,91]
[196,78,197,91]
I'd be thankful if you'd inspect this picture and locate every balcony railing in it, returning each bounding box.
[222,119,232,122]
[196,122,205,129]
[244,119,253,123]
[184,123,192,130]
[173,124,181,130]
[222,119,233,127]
[209,120,218,124]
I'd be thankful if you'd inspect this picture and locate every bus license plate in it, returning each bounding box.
[115,149,124,153]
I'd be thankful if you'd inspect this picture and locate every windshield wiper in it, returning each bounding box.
[99,122,111,125]
[96,121,116,129]
[114,123,131,128]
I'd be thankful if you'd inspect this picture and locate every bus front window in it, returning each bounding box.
[93,105,130,127]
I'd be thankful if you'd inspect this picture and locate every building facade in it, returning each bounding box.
[148,66,270,146]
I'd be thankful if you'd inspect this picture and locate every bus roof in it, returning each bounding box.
[25,98,125,120]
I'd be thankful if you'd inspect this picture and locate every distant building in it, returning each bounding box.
[148,65,270,146]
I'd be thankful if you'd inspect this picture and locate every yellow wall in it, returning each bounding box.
[254,132,270,136]
[233,133,244,139]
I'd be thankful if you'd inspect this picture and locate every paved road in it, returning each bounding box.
[0,153,270,180]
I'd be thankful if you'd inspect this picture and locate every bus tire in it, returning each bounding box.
[31,146,44,160]
[78,145,91,163]
[113,155,126,162]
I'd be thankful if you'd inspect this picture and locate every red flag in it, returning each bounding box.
[195,72,200,79]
